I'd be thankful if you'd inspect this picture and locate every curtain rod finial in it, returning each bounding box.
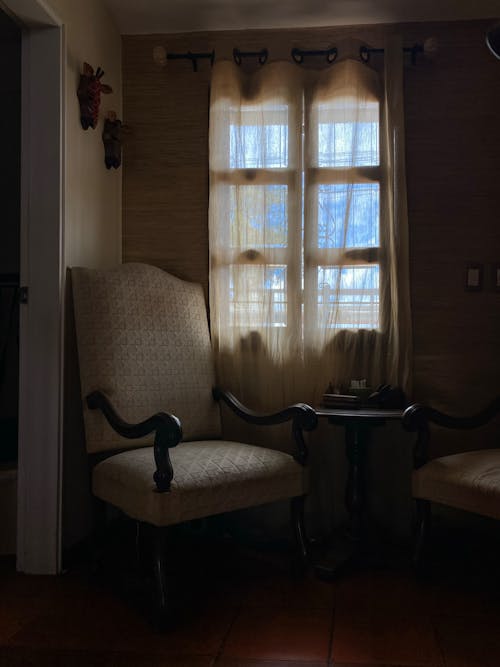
[486,22,500,59]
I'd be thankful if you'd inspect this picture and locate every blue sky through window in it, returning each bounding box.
[229,264,287,327]
[318,183,379,248]
[318,265,380,328]
[227,99,381,331]
[230,120,288,169]
[229,185,288,248]
[318,121,379,167]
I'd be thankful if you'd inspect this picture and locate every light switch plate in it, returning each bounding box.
[465,263,483,291]
[493,263,500,291]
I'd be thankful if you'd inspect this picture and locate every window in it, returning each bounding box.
[306,95,382,332]
[209,55,411,404]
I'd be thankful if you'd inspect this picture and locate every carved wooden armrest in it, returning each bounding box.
[402,397,500,469]
[213,387,318,466]
[86,390,182,492]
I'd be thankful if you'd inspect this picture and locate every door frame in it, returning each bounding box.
[2,0,65,574]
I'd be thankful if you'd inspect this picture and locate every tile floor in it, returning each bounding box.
[1,525,500,667]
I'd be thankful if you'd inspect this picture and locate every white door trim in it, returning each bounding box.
[3,0,65,574]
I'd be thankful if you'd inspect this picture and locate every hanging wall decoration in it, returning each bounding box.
[77,62,112,130]
[102,111,126,169]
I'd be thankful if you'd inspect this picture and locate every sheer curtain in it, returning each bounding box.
[209,39,412,414]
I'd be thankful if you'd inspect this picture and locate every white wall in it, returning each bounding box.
[43,0,123,551]
[46,0,122,269]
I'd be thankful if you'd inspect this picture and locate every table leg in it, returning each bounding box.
[314,419,371,579]
[344,421,370,543]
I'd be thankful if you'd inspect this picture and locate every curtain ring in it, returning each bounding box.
[326,47,338,63]
[360,46,370,63]
[233,48,268,66]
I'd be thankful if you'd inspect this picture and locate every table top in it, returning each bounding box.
[315,406,404,420]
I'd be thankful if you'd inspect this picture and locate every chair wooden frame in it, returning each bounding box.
[86,386,317,623]
[403,397,500,570]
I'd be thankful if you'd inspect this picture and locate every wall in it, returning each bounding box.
[43,0,123,549]
[122,20,500,538]
[46,0,122,270]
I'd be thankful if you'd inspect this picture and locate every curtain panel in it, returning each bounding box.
[209,38,412,412]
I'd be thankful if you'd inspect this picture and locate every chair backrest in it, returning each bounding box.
[71,263,222,453]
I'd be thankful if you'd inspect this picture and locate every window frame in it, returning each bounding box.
[213,69,389,341]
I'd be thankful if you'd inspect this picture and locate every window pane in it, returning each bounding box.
[230,106,288,168]
[316,99,379,167]
[230,185,287,248]
[318,265,379,329]
[230,265,287,327]
[318,183,379,248]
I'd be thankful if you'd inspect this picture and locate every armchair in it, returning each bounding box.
[403,397,500,570]
[71,263,317,622]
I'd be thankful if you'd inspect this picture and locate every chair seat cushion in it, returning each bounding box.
[93,440,307,527]
[413,449,500,520]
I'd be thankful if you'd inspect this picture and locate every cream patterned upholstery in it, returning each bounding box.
[72,263,221,453]
[93,441,307,526]
[71,263,309,529]
[413,449,500,520]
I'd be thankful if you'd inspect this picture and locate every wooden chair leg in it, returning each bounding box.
[90,497,107,575]
[291,495,309,576]
[152,526,170,628]
[135,521,148,575]
[414,498,431,574]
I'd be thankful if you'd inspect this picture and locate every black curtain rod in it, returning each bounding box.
[360,43,424,65]
[168,50,215,72]
[154,43,426,72]
[164,50,215,71]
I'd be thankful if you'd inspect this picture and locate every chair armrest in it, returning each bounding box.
[402,397,500,469]
[86,390,182,492]
[213,387,318,466]
[403,397,500,431]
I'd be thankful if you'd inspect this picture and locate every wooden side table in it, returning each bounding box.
[314,406,405,577]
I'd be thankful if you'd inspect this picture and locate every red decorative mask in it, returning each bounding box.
[77,62,112,130]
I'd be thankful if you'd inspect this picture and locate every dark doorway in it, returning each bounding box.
[0,9,21,465]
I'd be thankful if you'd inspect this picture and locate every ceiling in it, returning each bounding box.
[103,0,500,35]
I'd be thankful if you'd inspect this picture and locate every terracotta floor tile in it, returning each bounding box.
[332,604,443,666]
[3,539,500,667]
[335,569,428,615]
[216,659,328,667]
[0,608,33,647]
[433,614,500,667]
[331,664,432,667]
[425,578,500,619]
[0,596,52,645]
[241,572,335,610]
[0,646,214,666]
[222,607,333,662]
[118,603,236,656]
[8,595,235,657]
[0,572,94,601]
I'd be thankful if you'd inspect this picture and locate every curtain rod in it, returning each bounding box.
[153,46,214,71]
[360,43,423,65]
[153,42,432,72]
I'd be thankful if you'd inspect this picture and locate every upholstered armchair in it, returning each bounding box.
[71,263,317,622]
[403,397,500,569]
